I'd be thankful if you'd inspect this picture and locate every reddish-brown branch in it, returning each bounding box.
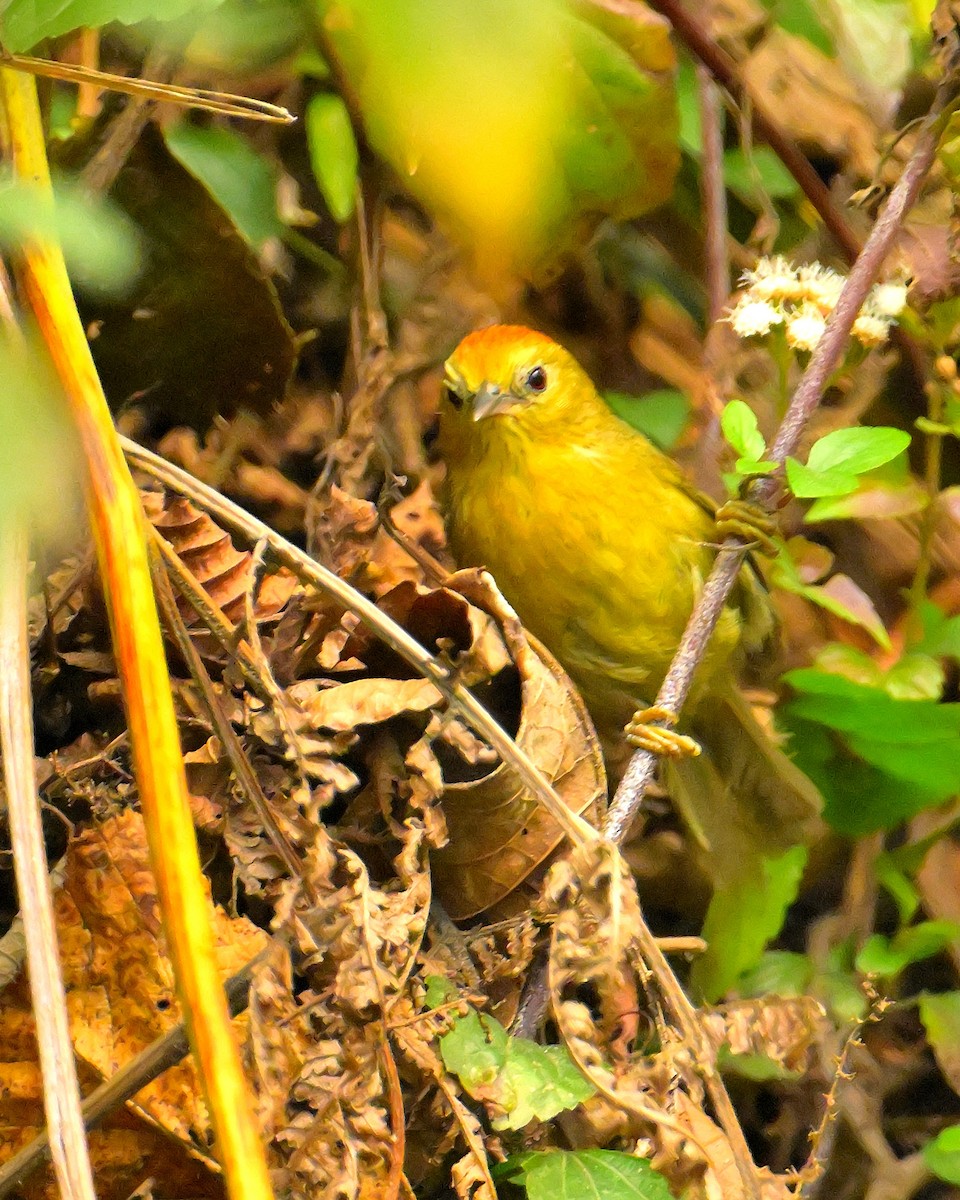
[603,73,957,844]
[696,63,729,322]
[638,0,863,264]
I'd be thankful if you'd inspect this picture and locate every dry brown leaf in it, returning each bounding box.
[741,28,878,178]
[0,809,268,1200]
[701,997,827,1075]
[431,575,605,919]
[142,488,297,636]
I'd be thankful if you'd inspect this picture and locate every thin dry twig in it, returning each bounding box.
[604,71,958,845]
[80,41,181,194]
[0,951,269,1199]
[0,523,97,1200]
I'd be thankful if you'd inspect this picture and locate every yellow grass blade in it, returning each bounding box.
[0,66,274,1200]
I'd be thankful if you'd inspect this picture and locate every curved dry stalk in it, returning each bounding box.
[122,437,597,849]
[0,523,96,1200]
[605,70,959,844]
[1,51,293,122]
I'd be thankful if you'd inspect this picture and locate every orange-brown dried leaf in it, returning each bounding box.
[142,489,297,633]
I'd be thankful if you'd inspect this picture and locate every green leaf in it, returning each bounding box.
[807,425,911,474]
[509,1149,673,1200]
[911,600,960,662]
[720,399,766,461]
[874,853,920,924]
[856,921,960,977]
[0,173,142,295]
[782,670,960,834]
[495,1041,596,1131]
[737,950,813,998]
[439,1007,594,1129]
[1,0,224,52]
[305,93,360,224]
[723,145,800,204]
[692,845,808,1002]
[925,1124,960,1185]
[786,428,911,500]
[165,123,284,249]
[919,991,960,1096]
[718,1048,801,1082]
[439,1009,507,1088]
[316,0,679,272]
[604,389,690,449]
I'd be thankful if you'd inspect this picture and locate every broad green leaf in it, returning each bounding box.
[1,0,223,52]
[165,123,284,248]
[782,670,960,834]
[721,399,766,460]
[692,845,808,1002]
[305,93,360,224]
[604,388,690,449]
[316,0,678,273]
[723,145,800,203]
[920,992,960,1097]
[806,426,911,476]
[925,1124,960,1185]
[0,174,142,295]
[508,1149,673,1200]
[818,939,868,1023]
[763,0,834,53]
[785,458,858,498]
[718,1048,801,1081]
[856,921,960,977]
[494,1040,596,1130]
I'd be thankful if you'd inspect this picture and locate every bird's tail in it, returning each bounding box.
[662,687,823,999]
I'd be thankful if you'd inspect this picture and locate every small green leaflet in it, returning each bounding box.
[856,921,960,977]
[305,93,359,224]
[785,426,910,499]
[435,994,595,1130]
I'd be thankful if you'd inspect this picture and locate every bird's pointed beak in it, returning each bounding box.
[471,381,521,421]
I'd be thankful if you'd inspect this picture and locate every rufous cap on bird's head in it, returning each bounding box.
[441,324,600,429]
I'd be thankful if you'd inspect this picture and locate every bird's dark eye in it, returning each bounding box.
[526,365,547,393]
[444,384,464,410]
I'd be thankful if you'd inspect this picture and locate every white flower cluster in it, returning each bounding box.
[726,257,908,353]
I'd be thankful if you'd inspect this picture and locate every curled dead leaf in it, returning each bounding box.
[431,571,605,919]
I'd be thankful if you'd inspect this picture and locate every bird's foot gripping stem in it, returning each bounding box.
[625,705,701,758]
[714,498,778,556]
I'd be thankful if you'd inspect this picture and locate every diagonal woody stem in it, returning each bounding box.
[604,71,959,844]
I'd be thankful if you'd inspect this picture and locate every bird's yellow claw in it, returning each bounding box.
[714,498,778,557]
[625,705,701,758]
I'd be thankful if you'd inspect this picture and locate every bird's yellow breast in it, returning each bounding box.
[442,406,741,721]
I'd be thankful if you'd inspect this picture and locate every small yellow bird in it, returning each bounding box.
[439,324,820,846]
